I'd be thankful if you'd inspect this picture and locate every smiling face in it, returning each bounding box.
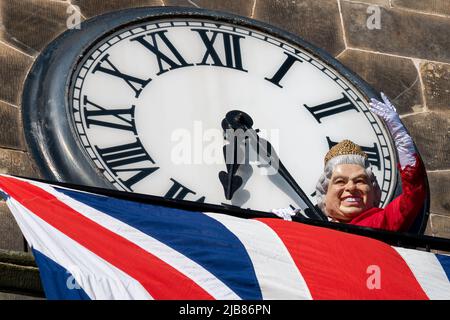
[324,164,376,222]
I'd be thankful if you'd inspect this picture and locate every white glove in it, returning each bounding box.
[369,92,416,169]
[271,207,297,221]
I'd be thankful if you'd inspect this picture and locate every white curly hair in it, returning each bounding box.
[315,154,382,213]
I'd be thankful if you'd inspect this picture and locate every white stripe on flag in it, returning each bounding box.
[205,212,312,300]
[31,181,241,300]
[6,198,153,300]
[394,247,450,300]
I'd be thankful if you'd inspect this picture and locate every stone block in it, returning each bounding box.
[0,43,34,106]
[164,0,254,16]
[0,0,74,54]
[72,0,163,18]
[340,1,450,63]
[0,262,43,296]
[0,202,24,252]
[0,101,26,151]
[424,220,433,237]
[401,112,450,171]
[0,148,40,178]
[343,0,389,6]
[427,171,450,217]
[253,0,345,56]
[420,62,450,113]
[392,0,450,17]
[338,49,423,114]
[0,248,36,266]
[0,291,43,300]
[430,214,450,239]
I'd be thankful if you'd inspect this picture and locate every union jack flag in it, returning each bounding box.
[0,175,449,300]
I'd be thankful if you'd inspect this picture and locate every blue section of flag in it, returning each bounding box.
[0,190,9,200]
[56,187,262,300]
[32,249,90,300]
[436,254,450,281]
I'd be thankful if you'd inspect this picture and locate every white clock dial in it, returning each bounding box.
[70,19,397,212]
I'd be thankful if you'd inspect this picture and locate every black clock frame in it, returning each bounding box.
[21,6,429,233]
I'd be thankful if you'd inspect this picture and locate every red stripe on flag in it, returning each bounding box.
[258,218,429,300]
[0,176,213,300]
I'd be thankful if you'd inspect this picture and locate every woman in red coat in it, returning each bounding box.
[273,93,426,232]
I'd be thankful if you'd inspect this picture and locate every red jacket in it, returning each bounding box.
[349,154,426,232]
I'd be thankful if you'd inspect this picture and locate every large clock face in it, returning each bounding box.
[23,7,400,215]
[67,17,397,212]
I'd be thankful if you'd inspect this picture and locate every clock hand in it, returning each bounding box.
[223,110,327,221]
[219,116,245,200]
[218,145,243,200]
[253,134,327,221]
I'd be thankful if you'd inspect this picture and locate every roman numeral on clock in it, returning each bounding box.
[165,178,206,203]
[92,54,152,98]
[326,137,381,170]
[82,96,136,134]
[192,29,247,72]
[131,30,193,76]
[265,52,303,88]
[304,92,359,123]
[95,138,159,190]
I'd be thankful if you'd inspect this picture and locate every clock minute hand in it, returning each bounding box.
[252,134,327,221]
[224,110,327,221]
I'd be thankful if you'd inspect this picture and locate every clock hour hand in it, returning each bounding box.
[218,145,243,200]
[222,110,327,221]
[218,115,247,200]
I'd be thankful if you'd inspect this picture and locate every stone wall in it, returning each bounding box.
[0,0,448,251]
